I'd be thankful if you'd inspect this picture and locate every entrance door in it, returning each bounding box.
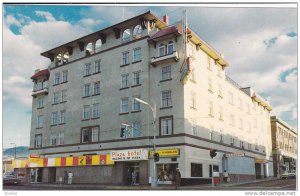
[30,168,43,183]
[129,162,140,185]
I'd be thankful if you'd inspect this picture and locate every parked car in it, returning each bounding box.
[3,173,21,185]
[287,170,296,178]
[280,170,296,179]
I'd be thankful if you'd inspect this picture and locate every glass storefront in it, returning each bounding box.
[157,163,178,184]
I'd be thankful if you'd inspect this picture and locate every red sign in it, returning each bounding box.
[29,154,40,158]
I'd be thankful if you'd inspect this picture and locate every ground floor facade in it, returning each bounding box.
[14,144,274,185]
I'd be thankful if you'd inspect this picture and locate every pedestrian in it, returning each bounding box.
[68,171,73,185]
[223,170,229,183]
[175,168,181,190]
[132,171,137,185]
[64,171,68,184]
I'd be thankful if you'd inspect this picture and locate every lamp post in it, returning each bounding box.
[10,143,16,159]
[134,97,157,188]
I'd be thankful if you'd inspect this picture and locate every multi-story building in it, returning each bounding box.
[270,116,297,177]
[14,11,274,185]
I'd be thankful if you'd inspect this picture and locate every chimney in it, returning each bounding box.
[163,15,169,25]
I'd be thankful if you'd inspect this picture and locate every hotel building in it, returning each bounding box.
[15,11,274,185]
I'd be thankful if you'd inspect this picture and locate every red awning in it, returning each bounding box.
[30,69,50,80]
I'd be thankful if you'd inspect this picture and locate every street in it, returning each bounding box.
[3,179,296,191]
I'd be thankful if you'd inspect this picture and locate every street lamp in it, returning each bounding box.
[10,143,16,159]
[134,97,157,188]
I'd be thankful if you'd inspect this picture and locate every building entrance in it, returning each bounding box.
[30,168,42,183]
[125,162,140,185]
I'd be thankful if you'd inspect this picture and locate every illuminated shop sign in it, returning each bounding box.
[149,148,180,157]
[110,149,148,161]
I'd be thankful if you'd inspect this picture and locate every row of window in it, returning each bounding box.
[34,80,48,91]
[53,90,67,104]
[83,60,101,77]
[277,127,296,142]
[158,41,174,57]
[122,47,141,65]
[54,70,68,85]
[37,110,66,128]
[83,82,101,97]
[34,115,174,148]
[83,103,100,120]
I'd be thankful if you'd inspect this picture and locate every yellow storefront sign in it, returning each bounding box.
[149,148,180,157]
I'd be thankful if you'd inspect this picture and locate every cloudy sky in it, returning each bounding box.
[2,3,297,148]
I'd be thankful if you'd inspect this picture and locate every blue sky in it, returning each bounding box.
[2,4,298,148]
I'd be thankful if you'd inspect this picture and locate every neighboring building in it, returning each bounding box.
[14,11,273,185]
[3,159,14,173]
[270,116,297,177]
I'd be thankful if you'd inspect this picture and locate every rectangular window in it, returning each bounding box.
[84,63,91,76]
[209,101,214,117]
[159,44,165,57]
[84,84,91,97]
[37,115,43,128]
[160,117,173,135]
[50,133,57,146]
[59,131,64,145]
[219,106,223,120]
[38,96,44,108]
[246,103,250,114]
[62,70,68,83]
[53,92,60,104]
[191,91,196,109]
[133,48,141,62]
[83,105,90,120]
[162,90,172,107]
[120,97,129,113]
[121,74,129,88]
[161,65,171,81]
[238,98,243,110]
[132,96,141,112]
[133,71,141,86]
[94,81,100,95]
[82,129,89,143]
[35,134,42,148]
[61,90,67,102]
[191,163,203,177]
[52,111,58,125]
[92,127,99,142]
[54,73,60,85]
[239,118,244,130]
[230,114,234,126]
[92,103,100,118]
[228,92,234,105]
[218,84,223,97]
[190,68,195,82]
[208,78,213,92]
[133,122,141,137]
[60,110,66,124]
[207,56,212,70]
[122,51,130,65]
[95,60,101,73]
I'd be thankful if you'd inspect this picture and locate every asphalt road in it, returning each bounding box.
[3,179,296,191]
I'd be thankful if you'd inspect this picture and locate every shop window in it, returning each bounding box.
[209,165,219,177]
[157,163,178,182]
[191,163,203,177]
[133,25,142,39]
[123,28,131,42]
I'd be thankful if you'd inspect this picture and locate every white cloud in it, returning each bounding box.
[3,12,92,109]
[79,18,101,27]
[5,14,22,27]
[35,10,56,21]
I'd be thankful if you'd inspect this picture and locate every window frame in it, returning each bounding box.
[120,97,129,113]
[161,90,172,108]
[159,116,173,136]
[191,163,203,177]
[167,41,174,55]
[121,74,129,88]
[62,70,68,83]
[133,71,141,86]
[54,73,60,85]
[94,60,101,73]
[92,103,100,118]
[94,81,101,95]
[37,115,43,128]
[83,105,90,120]
[60,110,66,124]
[133,47,142,62]
[52,111,58,125]
[83,83,91,97]
[84,63,92,76]
[161,65,171,81]
[35,134,42,148]
[132,96,141,112]
[122,51,130,65]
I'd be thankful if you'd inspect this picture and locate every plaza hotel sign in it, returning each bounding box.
[110,149,149,161]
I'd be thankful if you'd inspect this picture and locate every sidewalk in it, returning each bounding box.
[25,177,278,190]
